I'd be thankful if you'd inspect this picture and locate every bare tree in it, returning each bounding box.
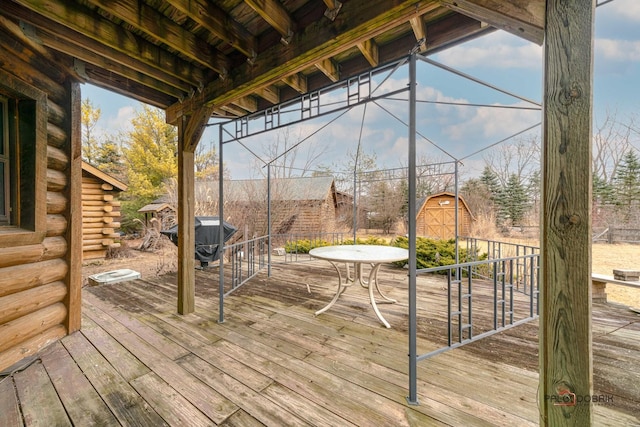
[483,135,540,187]
[254,128,329,179]
[592,109,632,185]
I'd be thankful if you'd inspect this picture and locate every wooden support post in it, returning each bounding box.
[177,118,195,315]
[66,81,83,333]
[175,104,214,315]
[539,1,594,425]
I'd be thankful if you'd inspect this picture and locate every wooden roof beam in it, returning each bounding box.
[315,58,340,82]
[36,28,189,97]
[166,0,257,59]
[244,0,295,44]
[82,0,229,74]
[232,96,258,113]
[410,16,427,52]
[357,39,379,67]
[323,0,343,21]
[283,73,307,94]
[8,0,206,85]
[167,0,443,122]
[439,0,544,45]
[255,86,280,104]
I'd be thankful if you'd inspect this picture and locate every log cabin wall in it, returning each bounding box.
[81,163,125,260]
[0,27,79,372]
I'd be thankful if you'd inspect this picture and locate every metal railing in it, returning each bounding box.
[270,232,347,263]
[463,237,539,295]
[415,252,540,361]
[220,235,269,298]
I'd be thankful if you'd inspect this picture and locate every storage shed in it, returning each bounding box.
[416,192,474,240]
[81,162,127,260]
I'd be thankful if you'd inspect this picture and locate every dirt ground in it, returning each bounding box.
[82,238,640,309]
[81,237,178,287]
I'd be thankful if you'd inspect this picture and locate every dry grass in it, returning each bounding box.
[592,242,640,309]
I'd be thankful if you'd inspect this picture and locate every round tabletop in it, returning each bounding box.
[309,244,409,264]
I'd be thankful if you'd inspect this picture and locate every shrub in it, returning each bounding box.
[284,238,331,254]
[391,236,486,269]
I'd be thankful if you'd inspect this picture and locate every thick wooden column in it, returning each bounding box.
[175,104,214,315]
[66,81,83,332]
[177,118,195,314]
[539,1,595,425]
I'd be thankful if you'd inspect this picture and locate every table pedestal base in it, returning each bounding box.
[315,261,396,328]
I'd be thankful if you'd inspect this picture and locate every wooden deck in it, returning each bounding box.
[2,260,639,426]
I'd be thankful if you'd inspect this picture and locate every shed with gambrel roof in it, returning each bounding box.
[416,192,475,240]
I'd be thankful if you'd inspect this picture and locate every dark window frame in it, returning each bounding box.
[0,70,47,246]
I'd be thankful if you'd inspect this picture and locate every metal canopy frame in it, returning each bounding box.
[213,49,542,404]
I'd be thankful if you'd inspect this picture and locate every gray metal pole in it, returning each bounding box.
[407,52,419,405]
[267,164,272,276]
[218,125,225,323]
[454,161,459,264]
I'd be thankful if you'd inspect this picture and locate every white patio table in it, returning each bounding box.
[309,245,409,328]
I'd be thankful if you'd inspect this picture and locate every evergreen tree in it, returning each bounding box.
[593,174,615,206]
[503,173,529,226]
[613,150,640,222]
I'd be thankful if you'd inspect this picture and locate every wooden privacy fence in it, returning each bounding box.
[593,227,640,244]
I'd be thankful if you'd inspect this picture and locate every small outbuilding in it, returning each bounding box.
[81,162,127,260]
[416,192,474,240]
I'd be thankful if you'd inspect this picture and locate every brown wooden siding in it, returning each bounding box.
[81,176,123,260]
[0,30,76,372]
[416,193,473,240]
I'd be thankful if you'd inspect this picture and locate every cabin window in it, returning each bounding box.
[0,72,47,245]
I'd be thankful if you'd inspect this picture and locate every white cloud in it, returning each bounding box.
[434,31,542,70]
[608,0,640,23]
[596,38,640,62]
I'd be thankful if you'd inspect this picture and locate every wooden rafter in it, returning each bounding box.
[323,0,343,21]
[184,104,216,152]
[36,29,188,97]
[283,73,307,94]
[167,0,442,122]
[232,96,258,113]
[315,58,340,82]
[167,0,257,59]
[357,39,379,67]
[9,0,206,85]
[255,86,280,104]
[439,0,544,45]
[82,0,229,74]
[410,16,427,52]
[244,0,294,43]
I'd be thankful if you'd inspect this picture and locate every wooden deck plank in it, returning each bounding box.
[177,353,313,426]
[61,331,168,426]
[39,341,119,426]
[88,286,274,393]
[7,261,640,426]
[80,315,151,381]
[130,372,216,427]
[84,291,191,361]
[12,362,71,426]
[259,382,365,427]
[0,375,23,427]
[82,301,239,424]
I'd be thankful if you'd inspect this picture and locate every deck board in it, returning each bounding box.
[1,259,639,426]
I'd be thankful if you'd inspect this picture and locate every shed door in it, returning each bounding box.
[425,207,457,240]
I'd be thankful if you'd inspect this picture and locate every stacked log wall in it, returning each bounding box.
[0,27,77,371]
[81,177,122,260]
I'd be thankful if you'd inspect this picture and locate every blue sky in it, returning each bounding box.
[83,0,640,180]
